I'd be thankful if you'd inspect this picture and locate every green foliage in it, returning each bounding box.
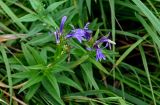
[0,0,160,105]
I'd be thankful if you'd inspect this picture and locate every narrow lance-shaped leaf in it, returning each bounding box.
[29,0,44,13]
[47,74,60,97]
[25,83,40,101]
[19,72,43,93]
[81,63,99,89]
[21,43,37,65]
[19,14,38,22]
[57,75,83,91]
[46,0,67,12]
[42,77,64,105]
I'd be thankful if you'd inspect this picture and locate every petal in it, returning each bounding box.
[66,33,84,43]
[54,31,60,44]
[86,30,92,34]
[84,22,90,30]
[93,36,109,49]
[75,29,85,36]
[99,36,109,43]
[104,42,109,48]
[65,34,73,38]
[86,47,92,51]
[108,39,116,45]
[60,16,67,34]
[84,31,91,40]
[74,35,84,43]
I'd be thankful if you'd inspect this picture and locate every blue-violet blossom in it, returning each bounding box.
[93,36,116,61]
[96,48,106,61]
[54,16,67,44]
[66,22,92,43]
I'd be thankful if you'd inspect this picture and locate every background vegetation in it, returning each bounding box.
[0,0,160,105]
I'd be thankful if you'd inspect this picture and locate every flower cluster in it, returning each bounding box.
[53,16,116,61]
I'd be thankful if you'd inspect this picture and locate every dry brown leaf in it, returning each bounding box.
[0,34,25,42]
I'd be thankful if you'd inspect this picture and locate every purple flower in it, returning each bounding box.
[66,22,92,43]
[93,35,116,61]
[94,36,116,49]
[96,48,106,61]
[54,16,67,44]
[66,31,85,43]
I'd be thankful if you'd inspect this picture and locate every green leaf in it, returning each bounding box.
[52,64,74,74]
[136,13,160,48]
[70,55,89,68]
[25,83,40,101]
[109,0,116,62]
[29,0,44,13]
[27,34,52,46]
[42,15,58,27]
[85,0,91,15]
[0,45,13,104]
[25,65,46,70]
[55,6,74,20]
[47,74,60,97]
[57,75,83,91]
[0,0,27,32]
[12,70,36,79]
[66,90,116,97]
[19,14,38,22]
[81,63,99,89]
[19,72,43,93]
[132,0,160,33]
[46,0,67,12]
[27,45,45,65]
[89,58,109,75]
[108,85,148,105]
[115,35,148,67]
[139,45,156,105]
[21,43,37,65]
[40,48,47,64]
[0,22,16,34]
[42,77,64,105]
[27,23,44,37]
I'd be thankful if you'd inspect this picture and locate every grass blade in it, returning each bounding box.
[132,0,160,33]
[0,0,28,32]
[0,45,13,104]
[139,45,156,105]
[115,35,148,67]
[135,13,160,48]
